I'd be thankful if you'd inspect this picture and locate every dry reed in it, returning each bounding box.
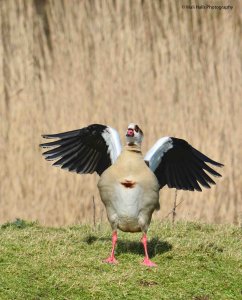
[0,0,241,226]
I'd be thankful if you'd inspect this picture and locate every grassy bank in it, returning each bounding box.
[0,220,241,299]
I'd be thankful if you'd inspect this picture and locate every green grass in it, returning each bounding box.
[0,220,241,300]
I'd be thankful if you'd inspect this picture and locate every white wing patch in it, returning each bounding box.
[144,137,173,171]
[102,126,122,163]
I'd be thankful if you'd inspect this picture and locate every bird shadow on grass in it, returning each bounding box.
[116,238,172,258]
[83,235,172,258]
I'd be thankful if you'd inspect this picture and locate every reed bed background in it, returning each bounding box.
[0,0,241,226]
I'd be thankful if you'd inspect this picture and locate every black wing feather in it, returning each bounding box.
[40,124,113,176]
[182,166,201,191]
[40,138,77,148]
[172,164,183,190]
[179,164,193,190]
[191,147,223,167]
[44,142,82,161]
[165,164,174,188]
[151,137,223,191]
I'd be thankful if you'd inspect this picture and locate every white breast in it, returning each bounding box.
[113,183,143,218]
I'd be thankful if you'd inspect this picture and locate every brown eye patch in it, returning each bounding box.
[134,125,143,135]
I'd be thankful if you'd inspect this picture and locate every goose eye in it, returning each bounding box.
[134,125,139,132]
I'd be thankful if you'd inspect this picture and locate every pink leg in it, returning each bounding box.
[141,233,157,267]
[104,231,118,264]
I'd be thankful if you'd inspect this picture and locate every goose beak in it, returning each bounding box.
[126,128,134,137]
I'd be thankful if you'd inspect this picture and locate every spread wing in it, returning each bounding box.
[40,124,122,176]
[144,137,223,191]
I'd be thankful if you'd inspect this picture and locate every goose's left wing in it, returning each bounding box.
[144,137,223,191]
[40,124,122,176]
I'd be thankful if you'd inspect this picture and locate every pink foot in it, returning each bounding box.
[103,256,118,264]
[104,231,118,264]
[141,233,157,267]
[141,257,157,267]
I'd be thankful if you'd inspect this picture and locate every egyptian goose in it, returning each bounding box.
[40,123,223,267]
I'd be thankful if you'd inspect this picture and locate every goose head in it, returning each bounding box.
[126,123,143,146]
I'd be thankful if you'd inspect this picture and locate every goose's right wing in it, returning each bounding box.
[40,124,122,176]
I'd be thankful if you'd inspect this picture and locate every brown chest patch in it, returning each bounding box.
[121,180,136,188]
